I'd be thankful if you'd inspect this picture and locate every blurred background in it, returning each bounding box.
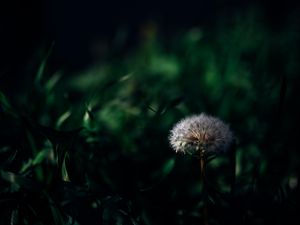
[1,0,300,224]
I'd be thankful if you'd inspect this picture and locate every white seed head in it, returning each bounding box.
[169,113,233,155]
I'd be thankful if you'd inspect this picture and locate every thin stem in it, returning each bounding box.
[200,154,205,178]
[200,148,208,225]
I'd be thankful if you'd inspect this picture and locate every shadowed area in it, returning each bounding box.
[1,1,300,225]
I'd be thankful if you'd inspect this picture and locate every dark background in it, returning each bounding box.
[1,1,300,225]
[1,0,299,70]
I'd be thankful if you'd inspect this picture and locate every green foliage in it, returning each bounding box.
[1,9,299,225]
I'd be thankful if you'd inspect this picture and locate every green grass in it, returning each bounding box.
[1,9,300,225]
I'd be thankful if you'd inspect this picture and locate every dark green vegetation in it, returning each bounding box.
[1,9,300,225]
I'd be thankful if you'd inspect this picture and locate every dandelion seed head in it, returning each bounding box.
[169,113,233,155]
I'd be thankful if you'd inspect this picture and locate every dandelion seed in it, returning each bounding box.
[169,113,234,225]
[169,113,233,155]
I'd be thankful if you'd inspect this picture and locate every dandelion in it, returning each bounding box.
[169,113,234,225]
[169,113,233,156]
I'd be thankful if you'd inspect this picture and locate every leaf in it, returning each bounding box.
[0,170,41,191]
[158,96,184,115]
[45,72,62,92]
[61,153,70,182]
[0,91,17,117]
[161,158,176,177]
[10,209,19,225]
[65,215,81,225]
[56,110,72,129]
[35,42,55,85]
[83,107,95,129]
[25,130,38,156]
[32,148,55,166]
[49,204,66,225]
[19,159,33,174]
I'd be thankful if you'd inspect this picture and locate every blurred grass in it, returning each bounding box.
[1,8,300,225]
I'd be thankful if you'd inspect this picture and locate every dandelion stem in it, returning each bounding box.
[200,152,205,178]
[200,148,209,225]
[169,114,234,225]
